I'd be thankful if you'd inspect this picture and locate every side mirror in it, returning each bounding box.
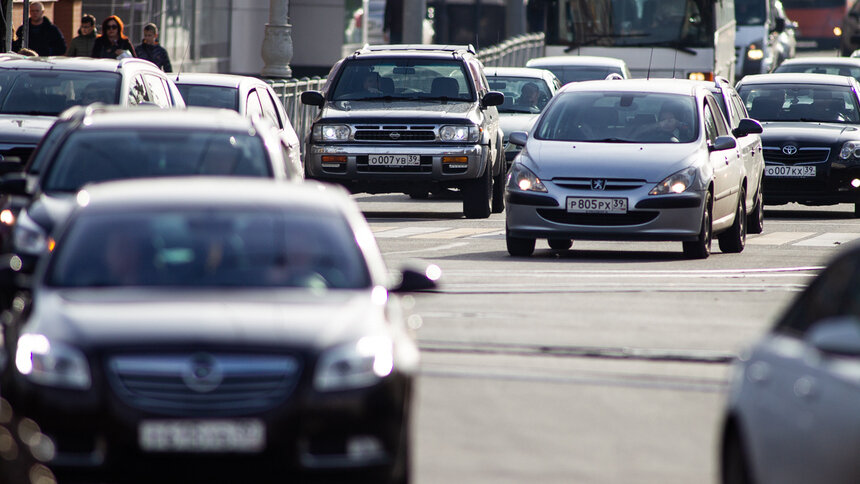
[808,316,860,356]
[391,265,441,293]
[301,90,325,107]
[0,161,22,176]
[482,91,504,108]
[773,17,786,33]
[710,135,736,152]
[732,118,763,138]
[0,174,28,196]
[509,131,528,146]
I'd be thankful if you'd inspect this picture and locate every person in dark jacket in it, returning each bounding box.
[12,2,66,56]
[135,23,172,72]
[92,15,135,59]
[66,14,97,57]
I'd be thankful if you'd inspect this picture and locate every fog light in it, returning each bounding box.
[852,178,860,188]
[835,27,843,37]
[321,155,347,163]
[442,156,468,163]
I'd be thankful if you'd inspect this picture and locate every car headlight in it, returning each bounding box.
[840,141,860,160]
[312,124,350,142]
[12,211,48,255]
[650,166,698,195]
[507,163,547,192]
[16,334,92,390]
[314,335,394,391]
[747,41,764,61]
[439,125,479,142]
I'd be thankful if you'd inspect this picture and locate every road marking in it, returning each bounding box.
[746,232,815,245]
[383,241,470,256]
[441,266,823,276]
[794,233,860,247]
[373,226,448,238]
[469,229,506,239]
[370,225,396,233]
[411,227,500,239]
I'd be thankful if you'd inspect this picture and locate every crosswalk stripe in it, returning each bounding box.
[373,226,448,238]
[794,233,860,247]
[746,232,815,246]
[370,226,396,233]
[411,227,500,239]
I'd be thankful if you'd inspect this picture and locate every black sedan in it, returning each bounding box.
[736,73,860,216]
[2,178,436,483]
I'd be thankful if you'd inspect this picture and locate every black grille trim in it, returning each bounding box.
[762,147,830,164]
[552,178,647,191]
[537,209,659,226]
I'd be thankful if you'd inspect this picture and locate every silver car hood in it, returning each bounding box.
[523,140,701,182]
[499,114,540,140]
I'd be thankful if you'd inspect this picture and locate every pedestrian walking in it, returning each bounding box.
[12,1,66,56]
[135,23,172,72]
[92,15,135,59]
[66,14,97,57]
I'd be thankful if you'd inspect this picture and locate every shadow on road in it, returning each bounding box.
[433,247,697,263]
[764,208,854,220]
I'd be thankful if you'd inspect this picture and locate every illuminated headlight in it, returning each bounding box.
[840,141,860,160]
[312,124,350,142]
[747,42,764,61]
[16,334,91,390]
[507,163,547,192]
[0,209,15,226]
[650,166,698,195]
[12,211,48,254]
[439,125,479,142]
[314,336,394,391]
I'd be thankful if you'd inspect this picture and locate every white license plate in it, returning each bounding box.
[566,197,628,214]
[368,154,420,166]
[765,165,816,177]
[139,419,265,453]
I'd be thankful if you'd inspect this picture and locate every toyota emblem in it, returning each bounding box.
[591,179,606,190]
[782,145,798,155]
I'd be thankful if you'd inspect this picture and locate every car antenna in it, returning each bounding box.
[175,40,191,81]
[647,49,654,80]
[672,49,678,79]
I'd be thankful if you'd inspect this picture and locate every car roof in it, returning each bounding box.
[484,67,556,79]
[778,57,860,67]
[174,72,269,89]
[68,106,260,131]
[348,44,475,60]
[737,72,856,87]
[0,55,155,73]
[79,178,346,214]
[556,78,701,96]
[526,55,627,68]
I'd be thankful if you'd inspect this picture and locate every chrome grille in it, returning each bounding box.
[552,178,647,191]
[108,354,301,417]
[353,125,436,142]
[763,147,830,164]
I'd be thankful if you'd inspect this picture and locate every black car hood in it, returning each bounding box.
[760,121,860,145]
[30,289,384,350]
[27,192,76,233]
[319,100,478,124]
[0,115,55,144]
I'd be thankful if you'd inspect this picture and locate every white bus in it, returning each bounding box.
[532,0,736,83]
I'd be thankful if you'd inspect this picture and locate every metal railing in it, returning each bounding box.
[267,33,546,144]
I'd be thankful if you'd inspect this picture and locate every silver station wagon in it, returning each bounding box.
[505,79,763,259]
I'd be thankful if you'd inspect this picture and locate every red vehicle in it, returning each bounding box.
[782,0,848,49]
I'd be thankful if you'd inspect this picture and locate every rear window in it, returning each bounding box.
[0,70,121,115]
[177,84,239,111]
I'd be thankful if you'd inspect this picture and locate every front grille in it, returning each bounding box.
[353,125,436,142]
[0,146,35,164]
[763,147,830,164]
[537,209,658,226]
[357,155,433,173]
[107,354,301,417]
[552,178,647,191]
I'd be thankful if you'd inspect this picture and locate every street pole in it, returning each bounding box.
[3,0,12,52]
[22,0,29,50]
[261,0,293,78]
[402,0,425,44]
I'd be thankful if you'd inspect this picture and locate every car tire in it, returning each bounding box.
[548,238,572,250]
[747,186,764,234]
[462,163,492,219]
[683,192,712,259]
[854,201,860,218]
[491,148,506,214]
[721,426,754,484]
[408,190,430,200]
[719,187,746,253]
[506,230,535,257]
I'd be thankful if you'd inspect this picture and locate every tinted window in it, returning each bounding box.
[739,83,860,123]
[331,59,475,102]
[487,76,553,113]
[773,63,860,84]
[177,85,239,110]
[550,66,623,84]
[42,130,271,192]
[47,210,372,290]
[0,70,120,115]
[735,0,767,25]
[703,104,718,142]
[535,91,698,143]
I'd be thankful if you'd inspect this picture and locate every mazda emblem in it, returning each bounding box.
[389,132,401,140]
[782,145,798,155]
[591,179,606,190]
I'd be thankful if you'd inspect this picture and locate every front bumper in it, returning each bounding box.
[305,142,490,194]
[762,162,860,205]
[505,182,705,241]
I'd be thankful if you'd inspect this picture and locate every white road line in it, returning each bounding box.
[383,241,470,256]
[440,266,823,276]
[794,233,860,247]
[373,226,448,238]
[746,232,816,245]
[411,227,500,239]
[469,229,506,239]
[369,225,396,233]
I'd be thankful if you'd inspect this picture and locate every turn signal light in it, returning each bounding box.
[442,156,468,163]
[321,155,347,163]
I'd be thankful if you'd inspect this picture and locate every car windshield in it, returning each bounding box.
[535,91,699,143]
[739,83,860,123]
[773,63,860,84]
[735,0,767,26]
[330,58,475,102]
[0,70,120,115]
[488,76,552,113]
[41,130,271,193]
[46,209,372,289]
[530,65,623,85]
[176,84,239,110]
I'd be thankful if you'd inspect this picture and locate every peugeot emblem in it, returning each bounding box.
[181,354,223,393]
[782,145,798,155]
[591,179,606,190]
[389,132,401,140]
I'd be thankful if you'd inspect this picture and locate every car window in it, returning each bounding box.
[143,74,171,108]
[703,104,718,143]
[24,120,75,174]
[468,61,486,96]
[739,83,860,123]
[41,129,272,192]
[488,76,553,114]
[330,58,475,102]
[177,84,239,110]
[707,97,729,136]
[777,254,860,336]
[774,63,860,84]
[534,91,698,143]
[0,70,120,115]
[127,75,150,106]
[256,88,282,129]
[731,91,749,119]
[538,66,623,84]
[47,209,372,290]
[246,90,264,119]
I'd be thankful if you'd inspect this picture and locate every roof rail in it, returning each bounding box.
[714,76,729,87]
[359,44,476,55]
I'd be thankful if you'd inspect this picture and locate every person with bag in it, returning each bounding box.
[92,15,135,59]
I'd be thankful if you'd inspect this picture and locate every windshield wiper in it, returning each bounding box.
[590,137,634,143]
[565,33,648,51]
[4,110,56,116]
[644,39,697,55]
[350,95,426,102]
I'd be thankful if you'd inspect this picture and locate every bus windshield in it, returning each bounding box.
[549,0,716,49]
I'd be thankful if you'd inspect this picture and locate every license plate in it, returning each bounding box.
[139,419,265,453]
[566,197,628,214]
[368,154,420,166]
[765,165,816,177]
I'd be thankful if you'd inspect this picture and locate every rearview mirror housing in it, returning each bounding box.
[732,118,763,138]
[482,91,504,108]
[710,136,736,152]
[301,90,325,107]
[808,316,860,356]
[508,131,528,147]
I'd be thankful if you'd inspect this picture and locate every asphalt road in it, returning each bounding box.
[358,193,854,484]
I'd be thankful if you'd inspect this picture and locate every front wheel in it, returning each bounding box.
[718,187,747,253]
[721,427,754,484]
[854,201,860,219]
[548,238,572,250]
[506,231,535,257]
[462,164,492,219]
[747,187,764,234]
[683,192,712,259]
[491,162,506,214]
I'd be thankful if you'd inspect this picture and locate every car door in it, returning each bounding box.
[729,89,764,212]
[704,98,739,224]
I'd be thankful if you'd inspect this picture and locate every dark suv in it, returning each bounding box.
[301,44,506,218]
